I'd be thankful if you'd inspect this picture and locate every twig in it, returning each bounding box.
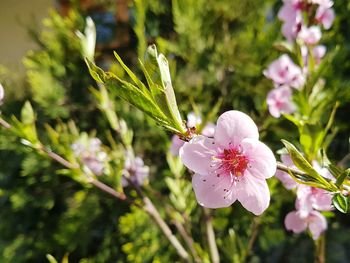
[87,177,127,201]
[173,219,201,263]
[0,118,11,129]
[127,179,191,262]
[276,162,306,176]
[203,208,220,263]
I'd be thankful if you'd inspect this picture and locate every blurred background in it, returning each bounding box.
[1,0,350,262]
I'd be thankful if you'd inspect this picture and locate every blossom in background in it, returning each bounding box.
[276,155,334,239]
[316,6,335,30]
[180,110,276,215]
[263,55,305,89]
[72,137,107,176]
[186,111,202,128]
[266,86,295,118]
[278,1,303,41]
[297,26,322,45]
[121,150,149,187]
[170,112,216,156]
[285,209,327,240]
[275,154,298,189]
[0,84,4,105]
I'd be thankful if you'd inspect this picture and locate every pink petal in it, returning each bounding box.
[241,138,277,179]
[308,211,327,240]
[179,135,217,175]
[296,185,314,217]
[236,173,270,215]
[285,211,308,233]
[192,173,237,208]
[275,171,298,189]
[214,111,259,147]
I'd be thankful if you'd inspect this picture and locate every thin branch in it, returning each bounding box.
[128,179,191,262]
[276,162,306,176]
[203,208,220,263]
[87,177,127,201]
[173,219,201,263]
[0,118,11,129]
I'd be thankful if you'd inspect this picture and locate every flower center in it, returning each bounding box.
[214,146,249,177]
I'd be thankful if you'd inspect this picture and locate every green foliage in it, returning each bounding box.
[1,0,350,262]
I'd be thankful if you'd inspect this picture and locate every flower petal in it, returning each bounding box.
[241,138,277,179]
[214,111,259,147]
[179,135,217,175]
[308,211,327,240]
[192,173,237,208]
[236,173,270,215]
[285,211,308,233]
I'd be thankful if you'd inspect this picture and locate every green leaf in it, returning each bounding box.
[113,51,150,95]
[332,193,348,213]
[103,73,170,126]
[142,45,185,133]
[281,139,331,188]
[85,58,106,83]
[335,169,350,188]
[21,101,35,125]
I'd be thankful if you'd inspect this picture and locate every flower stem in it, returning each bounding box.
[203,208,220,263]
[314,234,326,263]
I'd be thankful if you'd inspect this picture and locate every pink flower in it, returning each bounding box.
[278,1,303,41]
[122,150,149,187]
[275,154,298,189]
[285,210,327,240]
[266,86,295,118]
[297,26,322,45]
[72,137,107,176]
[170,135,186,156]
[313,45,327,64]
[0,84,4,105]
[201,123,216,137]
[180,111,276,215]
[186,112,202,128]
[316,7,335,30]
[264,55,305,89]
[296,185,333,217]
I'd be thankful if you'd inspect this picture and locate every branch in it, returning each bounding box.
[203,208,220,263]
[276,162,306,176]
[172,219,201,263]
[127,179,191,262]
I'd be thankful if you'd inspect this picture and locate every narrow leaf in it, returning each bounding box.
[332,193,348,213]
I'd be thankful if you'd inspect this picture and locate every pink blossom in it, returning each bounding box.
[313,45,327,64]
[264,55,305,89]
[72,137,107,176]
[0,84,4,105]
[180,111,276,215]
[278,1,303,41]
[122,150,149,187]
[316,7,335,30]
[170,135,186,156]
[297,26,322,45]
[266,86,295,118]
[275,154,298,189]
[296,185,333,217]
[186,112,202,128]
[285,210,327,240]
[201,123,216,137]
